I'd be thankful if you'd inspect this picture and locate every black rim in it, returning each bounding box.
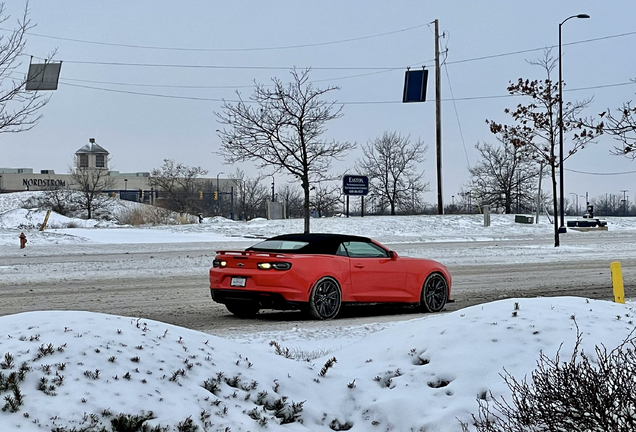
[424,274,447,311]
[313,279,341,318]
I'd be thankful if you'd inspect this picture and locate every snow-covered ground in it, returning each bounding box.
[1,300,634,432]
[1,192,635,431]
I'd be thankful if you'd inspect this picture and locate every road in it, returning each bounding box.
[2,237,633,336]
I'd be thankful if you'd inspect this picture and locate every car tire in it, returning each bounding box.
[308,276,342,320]
[225,301,260,318]
[420,273,448,313]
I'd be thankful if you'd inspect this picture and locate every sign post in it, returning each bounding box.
[342,175,369,217]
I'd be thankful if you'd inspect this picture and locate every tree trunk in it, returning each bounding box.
[302,177,310,233]
[87,197,92,220]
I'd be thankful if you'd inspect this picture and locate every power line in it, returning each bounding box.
[53,61,426,89]
[32,58,408,71]
[443,62,471,168]
[58,79,635,104]
[565,168,636,176]
[446,31,636,66]
[4,22,430,52]
[26,29,636,71]
[59,82,234,102]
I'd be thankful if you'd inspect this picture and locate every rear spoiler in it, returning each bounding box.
[215,250,290,258]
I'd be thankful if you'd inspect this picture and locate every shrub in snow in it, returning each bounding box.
[462,325,636,431]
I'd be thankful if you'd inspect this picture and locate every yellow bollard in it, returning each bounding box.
[610,261,625,304]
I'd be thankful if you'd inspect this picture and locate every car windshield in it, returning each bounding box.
[249,240,309,251]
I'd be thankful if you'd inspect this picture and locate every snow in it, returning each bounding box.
[1,300,634,431]
[1,192,635,431]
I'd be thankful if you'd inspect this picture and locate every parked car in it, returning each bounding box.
[209,233,451,319]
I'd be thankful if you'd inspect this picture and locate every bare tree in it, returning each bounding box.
[468,138,540,214]
[69,167,116,219]
[149,159,208,215]
[598,91,636,158]
[42,184,76,216]
[0,2,52,135]
[591,194,631,216]
[229,169,269,221]
[216,68,355,233]
[357,131,429,215]
[278,184,304,219]
[486,50,598,247]
[310,182,342,217]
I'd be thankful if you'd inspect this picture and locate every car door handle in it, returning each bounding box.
[354,264,365,268]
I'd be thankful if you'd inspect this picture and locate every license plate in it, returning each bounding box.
[230,277,246,287]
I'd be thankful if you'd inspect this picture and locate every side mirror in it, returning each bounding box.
[389,251,398,260]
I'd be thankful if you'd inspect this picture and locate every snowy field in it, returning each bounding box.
[1,192,635,431]
[3,191,636,267]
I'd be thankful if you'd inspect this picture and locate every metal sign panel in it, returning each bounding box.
[402,68,428,103]
[343,175,369,196]
[26,62,62,91]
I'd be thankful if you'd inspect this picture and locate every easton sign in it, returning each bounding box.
[342,175,369,196]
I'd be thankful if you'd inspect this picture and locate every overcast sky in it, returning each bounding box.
[1,1,635,207]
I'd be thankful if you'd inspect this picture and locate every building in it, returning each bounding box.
[0,138,236,214]
[0,138,154,192]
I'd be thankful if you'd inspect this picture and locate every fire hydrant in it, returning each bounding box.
[19,232,27,249]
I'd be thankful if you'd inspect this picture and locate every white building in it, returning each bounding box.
[0,137,235,192]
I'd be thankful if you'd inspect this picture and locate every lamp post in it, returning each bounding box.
[569,192,578,216]
[216,172,224,215]
[558,13,589,233]
[270,175,275,202]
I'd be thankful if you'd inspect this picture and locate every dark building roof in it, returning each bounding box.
[75,138,109,155]
[247,233,373,255]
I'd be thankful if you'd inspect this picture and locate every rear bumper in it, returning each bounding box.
[209,268,313,303]
[210,289,304,310]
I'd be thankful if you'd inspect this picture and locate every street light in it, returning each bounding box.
[558,13,590,233]
[569,192,578,215]
[270,175,275,202]
[579,194,586,215]
[216,172,224,215]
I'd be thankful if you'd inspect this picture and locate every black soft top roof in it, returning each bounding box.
[246,233,374,255]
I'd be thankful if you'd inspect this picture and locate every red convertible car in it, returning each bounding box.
[209,233,451,320]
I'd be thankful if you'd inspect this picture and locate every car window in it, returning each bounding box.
[342,241,388,258]
[336,243,348,256]
[249,240,308,251]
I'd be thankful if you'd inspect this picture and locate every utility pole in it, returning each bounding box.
[621,190,628,215]
[434,19,443,215]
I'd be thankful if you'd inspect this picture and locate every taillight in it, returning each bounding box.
[213,259,227,268]
[257,262,292,270]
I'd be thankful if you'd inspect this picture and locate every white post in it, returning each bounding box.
[535,162,543,224]
[483,205,490,227]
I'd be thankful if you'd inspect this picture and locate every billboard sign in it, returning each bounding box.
[343,175,369,196]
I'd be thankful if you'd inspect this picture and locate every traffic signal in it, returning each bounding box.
[214,191,218,200]
[199,191,203,200]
